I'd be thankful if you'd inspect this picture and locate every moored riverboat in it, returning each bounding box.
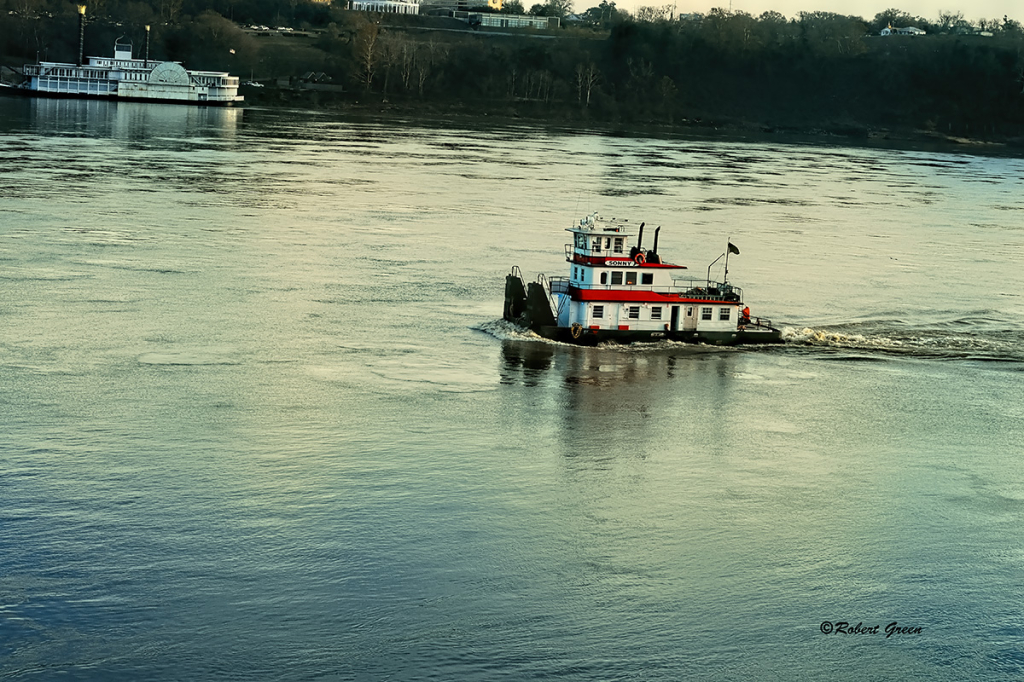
[503,212,783,346]
[14,8,242,105]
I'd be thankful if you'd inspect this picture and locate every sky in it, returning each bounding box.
[613,1,1023,22]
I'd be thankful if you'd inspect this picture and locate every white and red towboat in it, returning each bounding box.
[503,212,782,346]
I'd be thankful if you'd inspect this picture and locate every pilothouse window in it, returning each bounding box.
[614,238,623,253]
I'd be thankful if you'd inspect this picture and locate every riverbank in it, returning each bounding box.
[239,85,1024,157]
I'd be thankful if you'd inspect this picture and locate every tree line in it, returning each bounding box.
[4,1,1024,140]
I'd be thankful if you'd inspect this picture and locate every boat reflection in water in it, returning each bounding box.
[27,97,241,141]
[498,339,746,457]
[499,338,742,390]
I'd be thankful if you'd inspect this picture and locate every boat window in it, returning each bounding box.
[628,306,640,319]
[593,305,604,319]
[687,307,693,316]
[614,238,623,253]
[625,272,637,286]
[651,307,662,320]
[720,308,731,321]
[611,272,623,285]
[600,272,607,285]
[641,273,653,285]
[701,307,713,320]
[592,238,602,252]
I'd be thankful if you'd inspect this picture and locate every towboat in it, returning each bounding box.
[503,213,783,346]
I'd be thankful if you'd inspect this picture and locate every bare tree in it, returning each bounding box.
[399,40,415,91]
[355,21,380,90]
[575,62,599,106]
[378,31,402,95]
[635,5,672,23]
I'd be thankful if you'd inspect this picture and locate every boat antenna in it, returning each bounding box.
[707,251,724,288]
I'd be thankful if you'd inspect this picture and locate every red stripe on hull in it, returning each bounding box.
[568,287,741,304]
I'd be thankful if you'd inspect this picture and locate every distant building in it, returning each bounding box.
[880,26,925,36]
[447,10,558,29]
[350,0,420,14]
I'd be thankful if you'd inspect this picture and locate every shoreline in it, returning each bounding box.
[238,88,1024,158]
[4,83,1022,157]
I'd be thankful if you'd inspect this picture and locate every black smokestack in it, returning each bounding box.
[652,226,660,255]
[637,222,644,251]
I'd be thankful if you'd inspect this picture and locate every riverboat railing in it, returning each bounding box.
[567,279,743,301]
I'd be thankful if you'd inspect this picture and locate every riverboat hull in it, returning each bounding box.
[1,85,240,106]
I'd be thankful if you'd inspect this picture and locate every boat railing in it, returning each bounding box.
[548,277,570,296]
[572,281,743,301]
[741,317,774,329]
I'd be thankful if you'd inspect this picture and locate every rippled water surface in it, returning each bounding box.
[2,97,1023,680]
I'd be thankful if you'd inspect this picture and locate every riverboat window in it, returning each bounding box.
[611,272,623,285]
[701,307,713,320]
[573,267,579,280]
[576,234,585,249]
[605,237,611,249]
[720,308,731,321]
[641,273,653,285]
[687,307,693,316]
[628,306,640,319]
[614,238,623,253]
[651,307,662,320]
[600,272,608,284]
[625,272,637,286]
[593,305,604,319]
[592,238,602,252]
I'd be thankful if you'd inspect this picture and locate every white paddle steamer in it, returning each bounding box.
[17,8,242,105]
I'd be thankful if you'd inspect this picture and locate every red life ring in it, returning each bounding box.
[634,252,646,265]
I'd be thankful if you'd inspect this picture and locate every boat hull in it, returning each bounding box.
[530,324,783,346]
[2,86,241,106]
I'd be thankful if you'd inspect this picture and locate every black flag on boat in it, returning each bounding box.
[728,242,740,255]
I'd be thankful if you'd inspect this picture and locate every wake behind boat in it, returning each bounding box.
[503,212,782,346]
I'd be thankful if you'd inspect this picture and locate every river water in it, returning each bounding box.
[1,96,1023,680]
